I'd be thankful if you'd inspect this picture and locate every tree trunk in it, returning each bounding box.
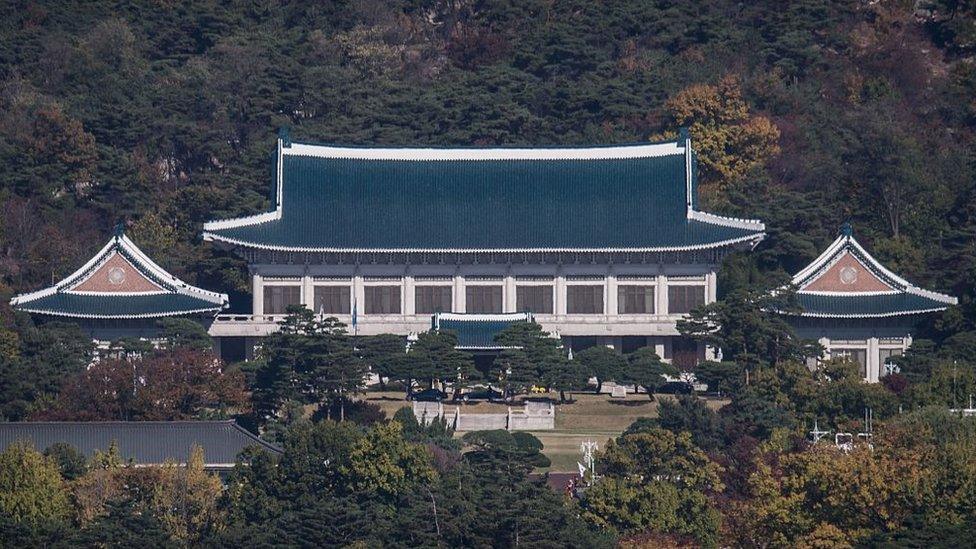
[340,398,345,422]
[559,389,566,403]
[595,379,603,394]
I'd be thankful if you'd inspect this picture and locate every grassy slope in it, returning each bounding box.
[361,391,728,472]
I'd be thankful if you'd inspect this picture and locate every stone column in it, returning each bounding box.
[404,274,415,315]
[555,275,567,316]
[606,272,618,316]
[252,274,264,316]
[867,337,880,383]
[706,270,718,304]
[454,273,465,313]
[353,274,365,316]
[504,274,517,312]
[656,274,668,315]
[302,275,314,310]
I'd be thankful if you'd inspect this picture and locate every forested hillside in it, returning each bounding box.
[3,2,976,546]
[0,0,974,321]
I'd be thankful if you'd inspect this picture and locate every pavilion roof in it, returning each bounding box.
[10,228,227,320]
[433,312,532,350]
[202,133,764,254]
[784,225,956,319]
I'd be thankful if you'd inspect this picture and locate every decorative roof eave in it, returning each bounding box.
[13,305,227,320]
[435,312,534,323]
[200,230,765,255]
[687,210,765,232]
[282,140,686,161]
[784,307,952,319]
[10,230,229,313]
[790,232,956,306]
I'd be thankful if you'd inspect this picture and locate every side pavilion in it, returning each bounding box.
[780,224,956,382]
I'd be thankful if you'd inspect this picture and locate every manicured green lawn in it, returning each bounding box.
[359,390,729,472]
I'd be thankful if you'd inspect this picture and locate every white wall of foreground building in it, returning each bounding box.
[210,261,718,360]
[793,323,913,383]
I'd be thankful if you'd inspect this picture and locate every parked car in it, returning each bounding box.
[408,388,448,402]
[456,386,507,402]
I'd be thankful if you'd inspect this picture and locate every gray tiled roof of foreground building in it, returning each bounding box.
[0,421,280,469]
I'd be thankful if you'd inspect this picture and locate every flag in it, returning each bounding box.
[352,296,358,332]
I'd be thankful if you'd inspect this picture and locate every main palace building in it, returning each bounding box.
[11,131,957,380]
[202,131,765,366]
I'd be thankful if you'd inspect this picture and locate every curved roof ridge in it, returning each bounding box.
[10,229,228,319]
[783,227,957,318]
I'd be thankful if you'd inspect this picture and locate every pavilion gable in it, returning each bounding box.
[10,227,227,320]
[800,251,894,293]
[69,252,165,294]
[784,225,956,318]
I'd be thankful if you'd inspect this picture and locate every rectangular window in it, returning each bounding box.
[618,286,655,314]
[465,286,502,313]
[516,286,553,314]
[263,285,301,315]
[415,286,453,314]
[667,285,705,314]
[567,285,604,314]
[313,286,350,315]
[364,286,401,314]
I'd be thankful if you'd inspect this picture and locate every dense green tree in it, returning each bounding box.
[582,425,724,546]
[618,347,677,398]
[493,321,587,400]
[678,287,816,369]
[43,443,87,481]
[155,317,213,351]
[576,345,627,393]
[0,442,69,525]
[251,307,367,422]
[656,395,725,452]
[410,330,478,396]
[358,333,406,390]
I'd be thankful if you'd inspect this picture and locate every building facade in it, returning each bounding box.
[782,225,956,382]
[203,132,766,365]
[9,227,228,344]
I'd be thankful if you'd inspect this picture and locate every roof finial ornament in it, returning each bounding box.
[114,220,125,238]
[278,126,291,148]
[840,222,853,238]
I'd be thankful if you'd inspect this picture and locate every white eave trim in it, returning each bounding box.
[200,231,765,254]
[790,234,956,305]
[790,307,952,319]
[436,313,533,322]
[688,210,765,231]
[13,305,226,320]
[283,141,685,161]
[11,233,228,309]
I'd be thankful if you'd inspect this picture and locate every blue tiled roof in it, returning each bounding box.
[796,293,952,319]
[16,292,224,319]
[204,140,764,252]
[783,229,956,319]
[435,314,530,349]
[10,231,227,320]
